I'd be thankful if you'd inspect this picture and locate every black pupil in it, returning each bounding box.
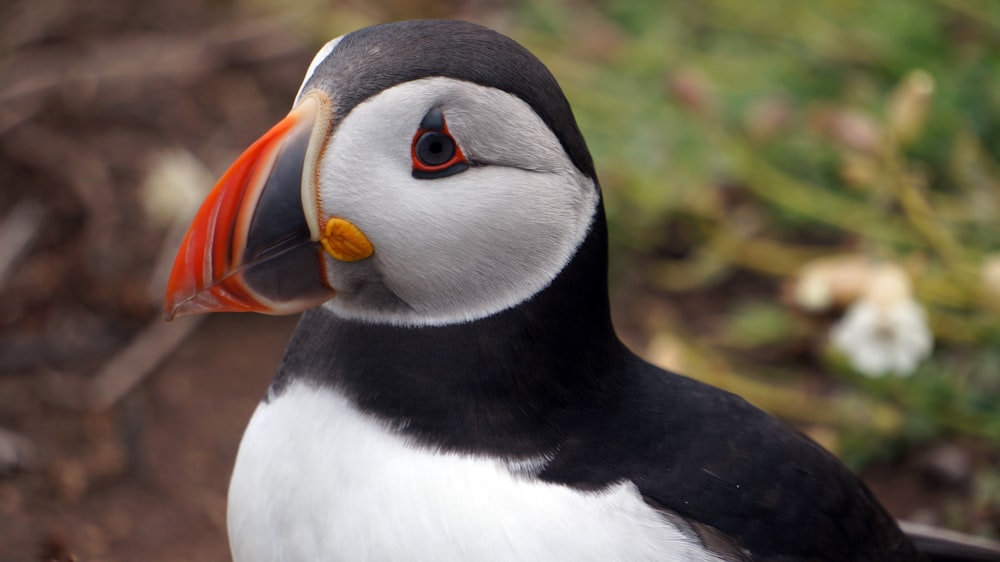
[417,132,454,166]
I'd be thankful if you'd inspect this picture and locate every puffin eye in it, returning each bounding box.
[415,132,456,167]
[411,109,469,179]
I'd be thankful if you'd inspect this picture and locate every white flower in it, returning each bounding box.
[983,254,1000,303]
[830,265,933,377]
[792,254,878,312]
[142,149,214,227]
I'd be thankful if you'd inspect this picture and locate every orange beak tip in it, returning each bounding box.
[162,294,199,322]
[163,301,189,322]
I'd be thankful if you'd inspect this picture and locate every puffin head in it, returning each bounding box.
[165,20,602,327]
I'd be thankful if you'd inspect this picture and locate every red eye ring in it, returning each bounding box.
[411,109,469,179]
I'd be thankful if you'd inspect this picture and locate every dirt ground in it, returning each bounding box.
[0,1,319,556]
[0,0,995,561]
[1,315,296,562]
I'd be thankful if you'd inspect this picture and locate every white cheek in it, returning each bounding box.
[372,167,592,303]
[314,78,598,326]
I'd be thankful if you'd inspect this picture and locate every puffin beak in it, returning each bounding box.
[164,94,335,320]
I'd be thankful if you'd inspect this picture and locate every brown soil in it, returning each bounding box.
[2,314,297,562]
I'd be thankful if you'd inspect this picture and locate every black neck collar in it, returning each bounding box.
[271,204,626,457]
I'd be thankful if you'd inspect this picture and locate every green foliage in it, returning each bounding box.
[512,0,1000,467]
[721,301,798,349]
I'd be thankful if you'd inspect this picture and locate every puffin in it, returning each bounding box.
[164,19,1000,562]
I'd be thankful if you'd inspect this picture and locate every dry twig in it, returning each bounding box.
[0,199,43,290]
[83,314,203,411]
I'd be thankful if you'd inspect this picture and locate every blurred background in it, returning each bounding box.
[1,0,999,560]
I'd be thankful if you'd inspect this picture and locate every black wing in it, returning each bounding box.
[539,357,923,561]
[902,521,1000,562]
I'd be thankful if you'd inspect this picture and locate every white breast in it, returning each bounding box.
[227,381,724,562]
